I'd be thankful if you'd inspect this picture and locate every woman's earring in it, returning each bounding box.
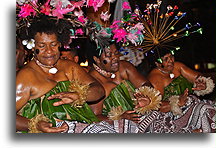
[35,49,40,54]
[103,60,108,65]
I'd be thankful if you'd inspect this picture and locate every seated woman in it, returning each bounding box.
[87,43,200,133]
[16,16,108,133]
[147,49,215,133]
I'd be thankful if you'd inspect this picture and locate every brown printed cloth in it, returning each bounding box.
[55,111,182,133]
[56,96,215,133]
[171,95,215,133]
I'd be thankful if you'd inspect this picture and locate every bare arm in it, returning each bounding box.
[121,61,152,88]
[148,70,171,112]
[16,70,32,131]
[16,69,67,133]
[177,62,200,83]
[147,71,165,95]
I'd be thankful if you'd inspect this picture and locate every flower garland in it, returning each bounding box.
[68,80,89,108]
[134,86,162,115]
[193,76,215,96]
[107,106,124,120]
[28,114,50,133]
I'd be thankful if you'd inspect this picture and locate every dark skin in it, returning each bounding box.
[148,53,206,113]
[60,50,79,63]
[89,44,152,123]
[16,33,105,133]
[16,38,28,72]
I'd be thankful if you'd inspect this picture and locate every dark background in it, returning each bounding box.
[77,0,216,74]
[131,0,215,74]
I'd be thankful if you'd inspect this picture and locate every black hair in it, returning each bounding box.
[156,48,173,60]
[19,15,71,46]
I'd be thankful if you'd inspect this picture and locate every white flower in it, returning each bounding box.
[16,0,27,5]
[108,0,116,3]
[134,23,144,30]
[50,0,71,8]
[22,39,35,49]
[100,11,111,21]
[74,10,84,17]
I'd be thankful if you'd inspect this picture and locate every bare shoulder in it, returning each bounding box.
[174,61,186,67]
[120,60,133,67]
[119,60,135,71]
[16,65,39,88]
[17,65,37,80]
[58,59,79,68]
[148,68,163,81]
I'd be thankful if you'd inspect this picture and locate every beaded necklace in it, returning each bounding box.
[157,68,175,79]
[34,59,58,74]
[93,63,116,79]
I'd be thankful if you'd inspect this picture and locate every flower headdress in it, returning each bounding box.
[16,0,109,49]
[113,0,202,62]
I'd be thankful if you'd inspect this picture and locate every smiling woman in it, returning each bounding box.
[147,50,215,132]
[16,16,106,133]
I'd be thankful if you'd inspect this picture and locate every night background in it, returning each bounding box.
[128,0,216,74]
[78,0,216,74]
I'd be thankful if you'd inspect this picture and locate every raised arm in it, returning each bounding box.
[177,62,200,83]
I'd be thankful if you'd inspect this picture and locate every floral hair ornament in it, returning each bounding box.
[22,39,35,49]
[119,0,202,55]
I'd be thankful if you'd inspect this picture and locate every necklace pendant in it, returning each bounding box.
[111,73,116,79]
[49,67,58,74]
[169,73,175,79]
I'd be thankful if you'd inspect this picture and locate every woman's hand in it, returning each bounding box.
[120,110,141,123]
[37,121,68,133]
[134,92,151,109]
[193,77,206,91]
[160,101,171,113]
[48,92,79,106]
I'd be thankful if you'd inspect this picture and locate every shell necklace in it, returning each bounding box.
[158,68,175,79]
[34,59,58,74]
[93,63,116,79]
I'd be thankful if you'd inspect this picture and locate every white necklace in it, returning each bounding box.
[34,59,58,74]
[158,68,175,79]
[93,63,116,79]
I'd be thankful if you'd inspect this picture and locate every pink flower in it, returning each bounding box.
[70,0,85,11]
[40,0,52,15]
[18,4,36,18]
[52,1,73,19]
[122,2,131,10]
[77,16,87,24]
[127,33,138,46]
[112,28,127,43]
[75,28,84,35]
[87,0,105,12]
[134,23,144,30]
[110,20,121,29]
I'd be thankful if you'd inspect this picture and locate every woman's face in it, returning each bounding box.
[161,53,175,71]
[33,32,61,66]
[99,44,120,73]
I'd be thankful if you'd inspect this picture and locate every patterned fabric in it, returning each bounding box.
[56,119,139,133]
[55,97,216,133]
[162,76,216,133]
[171,95,216,133]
